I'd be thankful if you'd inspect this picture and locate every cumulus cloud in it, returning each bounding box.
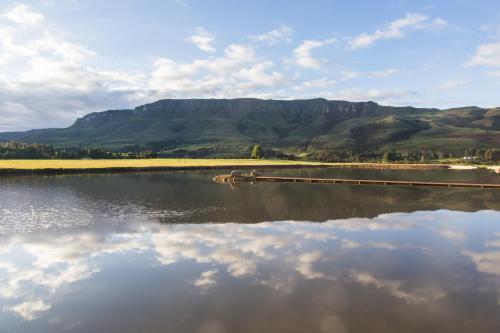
[349,13,447,49]
[0,4,461,132]
[0,230,150,320]
[188,27,216,53]
[236,62,287,89]
[0,4,145,131]
[2,210,498,323]
[295,251,326,279]
[148,44,287,97]
[193,270,218,289]
[350,270,446,304]
[4,300,51,320]
[463,250,500,277]
[292,38,336,69]
[2,3,43,25]
[0,5,291,132]
[251,24,292,45]
[466,41,500,68]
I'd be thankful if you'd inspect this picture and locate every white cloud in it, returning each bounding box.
[466,41,500,68]
[292,38,336,69]
[193,270,218,289]
[325,68,401,82]
[349,13,447,49]
[340,69,359,81]
[236,62,287,89]
[367,242,399,250]
[2,4,43,25]
[1,210,497,324]
[0,5,291,131]
[463,250,500,277]
[432,18,448,29]
[487,70,500,77]
[0,4,146,131]
[0,5,94,68]
[224,43,256,61]
[326,88,415,104]
[292,78,337,91]
[0,230,150,320]
[437,78,469,91]
[341,239,361,249]
[0,4,467,132]
[188,27,216,53]
[148,43,286,97]
[370,69,400,78]
[463,233,500,305]
[350,270,446,304]
[295,251,326,279]
[433,226,467,241]
[4,300,51,320]
[251,25,292,45]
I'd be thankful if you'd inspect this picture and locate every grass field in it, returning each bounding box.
[0,159,330,170]
[0,159,497,174]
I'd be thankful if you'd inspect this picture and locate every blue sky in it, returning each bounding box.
[1,0,500,131]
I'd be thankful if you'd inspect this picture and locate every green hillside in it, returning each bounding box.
[0,98,498,158]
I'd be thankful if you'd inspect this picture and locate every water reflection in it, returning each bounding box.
[1,210,500,332]
[0,169,499,234]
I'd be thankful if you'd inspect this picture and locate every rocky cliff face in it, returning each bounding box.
[72,109,134,128]
[65,99,381,132]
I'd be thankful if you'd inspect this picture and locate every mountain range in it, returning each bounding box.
[1,98,499,157]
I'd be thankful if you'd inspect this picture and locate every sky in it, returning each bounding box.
[1,0,500,131]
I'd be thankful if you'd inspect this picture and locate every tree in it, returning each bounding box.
[485,148,500,162]
[251,144,263,159]
[381,151,391,163]
[139,150,158,158]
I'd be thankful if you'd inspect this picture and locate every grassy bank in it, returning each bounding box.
[0,159,459,176]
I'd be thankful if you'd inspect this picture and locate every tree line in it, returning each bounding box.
[0,142,157,159]
[305,147,500,163]
[1,141,499,163]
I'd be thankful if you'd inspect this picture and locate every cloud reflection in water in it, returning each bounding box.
[0,209,499,332]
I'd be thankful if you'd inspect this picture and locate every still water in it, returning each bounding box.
[1,168,499,332]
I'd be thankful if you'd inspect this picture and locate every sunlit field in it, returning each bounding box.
[2,159,496,172]
[0,158,335,170]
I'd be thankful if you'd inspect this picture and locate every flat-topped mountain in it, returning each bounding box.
[0,98,498,155]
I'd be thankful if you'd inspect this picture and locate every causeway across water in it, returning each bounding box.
[213,174,500,189]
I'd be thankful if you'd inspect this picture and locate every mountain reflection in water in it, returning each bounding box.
[0,169,499,332]
[0,169,499,234]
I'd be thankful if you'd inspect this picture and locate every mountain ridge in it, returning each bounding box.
[0,98,498,156]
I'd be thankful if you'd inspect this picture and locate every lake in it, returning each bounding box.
[1,168,499,332]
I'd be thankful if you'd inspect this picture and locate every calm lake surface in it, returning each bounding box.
[1,168,499,332]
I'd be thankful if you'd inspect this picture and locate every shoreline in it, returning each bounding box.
[0,159,474,176]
